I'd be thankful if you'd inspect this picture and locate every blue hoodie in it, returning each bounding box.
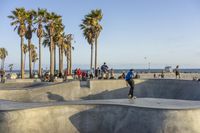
[125,70,134,81]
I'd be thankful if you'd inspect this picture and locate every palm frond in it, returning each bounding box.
[11,20,19,26]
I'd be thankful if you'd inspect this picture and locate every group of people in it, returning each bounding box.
[73,62,117,80]
[153,65,181,79]
[99,62,115,79]
[74,68,92,80]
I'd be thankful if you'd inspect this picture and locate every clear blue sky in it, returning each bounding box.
[1,0,200,69]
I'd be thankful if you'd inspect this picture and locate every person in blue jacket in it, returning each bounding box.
[125,69,136,99]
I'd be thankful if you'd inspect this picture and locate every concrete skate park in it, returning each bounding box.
[0,79,200,133]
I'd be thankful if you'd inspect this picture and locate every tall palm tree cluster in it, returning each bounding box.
[0,48,8,70]
[8,8,74,80]
[80,9,103,71]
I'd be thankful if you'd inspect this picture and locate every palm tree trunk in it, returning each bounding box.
[66,49,70,75]
[61,47,64,76]
[50,36,54,80]
[94,37,98,70]
[21,36,24,79]
[58,47,62,77]
[38,37,42,77]
[0,59,3,70]
[28,39,32,78]
[24,54,26,71]
[54,44,56,72]
[69,45,72,75]
[90,44,94,71]
[33,62,35,74]
[2,59,5,70]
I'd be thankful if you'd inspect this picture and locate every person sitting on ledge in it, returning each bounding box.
[82,71,87,81]
[77,68,82,80]
[118,71,126,79]
[161,70,164,78]
[110,68,115,79]
[154,73,157,78]
[135,73,140,79]
[0,70,5,83]
[89,72,94,79]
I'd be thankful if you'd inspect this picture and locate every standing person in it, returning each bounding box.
[101,62,109,79]
[125,69,136,99]
[95,67,100,78]
[175,65,181,79]
[74,68,78,79]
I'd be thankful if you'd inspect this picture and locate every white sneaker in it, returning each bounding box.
[128,94,132,99]
[132,96,137,99]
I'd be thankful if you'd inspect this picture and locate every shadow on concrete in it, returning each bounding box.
[24,81,76,90]
[68,105,167,133]
[46,92,65,101]
[82,88,129,100]
[23,83,50,89]
[0,111,9,130]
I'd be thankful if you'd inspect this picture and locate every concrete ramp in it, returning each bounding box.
[0,99,200,133]
[1,79,200,102]
[1,79,200,133]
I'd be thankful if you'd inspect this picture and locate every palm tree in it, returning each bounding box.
[8,8,27,78]
[42,31,51,49]
[35,8,47,77]
[54,19,64,77]
[23,44,28,70]
[68,35,74,75]
[58,33,65,77]
[25,9,36,78]
[85,9,103,70]
[8,64,14,73]
[64,34,73,75]
[80,22,95,70]
[44,12,61,81]
[0,48,8,70]
[31,46,38,74]
[53,19,64,75]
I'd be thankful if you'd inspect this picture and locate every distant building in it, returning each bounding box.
[164,66,172,72]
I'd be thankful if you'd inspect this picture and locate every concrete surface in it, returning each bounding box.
[0,79,200,102]
[0,79,200,133]
[0,99,200,133]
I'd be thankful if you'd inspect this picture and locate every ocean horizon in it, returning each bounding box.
[6,68,200,74]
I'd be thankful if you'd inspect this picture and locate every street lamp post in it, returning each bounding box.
[144,57,151,73]
[148,62,150,73]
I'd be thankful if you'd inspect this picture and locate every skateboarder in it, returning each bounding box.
[125,69,136,99]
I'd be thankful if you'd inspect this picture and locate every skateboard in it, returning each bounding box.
[128,95,136,103]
